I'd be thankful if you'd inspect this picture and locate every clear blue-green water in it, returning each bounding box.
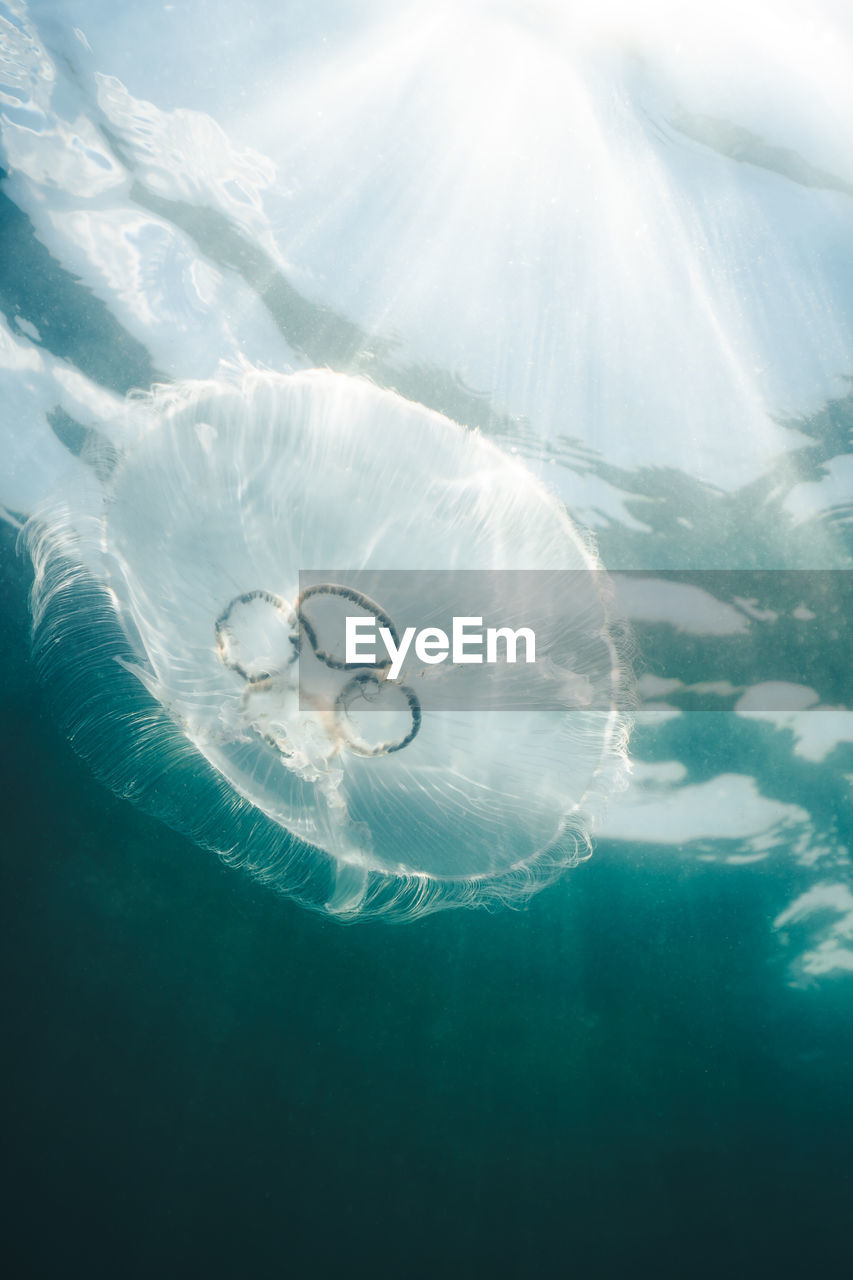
[2,1,853,1275]
[3,530,852,1277]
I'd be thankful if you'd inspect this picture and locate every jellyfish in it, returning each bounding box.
[26,367,632,919]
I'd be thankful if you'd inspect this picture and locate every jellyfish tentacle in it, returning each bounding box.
[335,671,422,757]
[295,583,398,672]
[214,589,298,682]
[218,583,423,760]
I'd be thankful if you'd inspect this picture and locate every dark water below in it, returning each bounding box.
[2,523,851,1278]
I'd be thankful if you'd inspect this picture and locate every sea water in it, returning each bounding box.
[1,1,851,1275]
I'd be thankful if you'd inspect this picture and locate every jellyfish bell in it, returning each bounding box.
[26,367,632,919]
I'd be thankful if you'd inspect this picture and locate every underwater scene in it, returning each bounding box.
[1,0,852,1275]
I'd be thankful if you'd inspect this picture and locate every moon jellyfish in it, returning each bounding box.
[27,368,631,918]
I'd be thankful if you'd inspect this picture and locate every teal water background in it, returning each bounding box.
[2,521,852,1278]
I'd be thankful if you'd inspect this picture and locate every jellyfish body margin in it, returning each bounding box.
[24,366,634,921]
